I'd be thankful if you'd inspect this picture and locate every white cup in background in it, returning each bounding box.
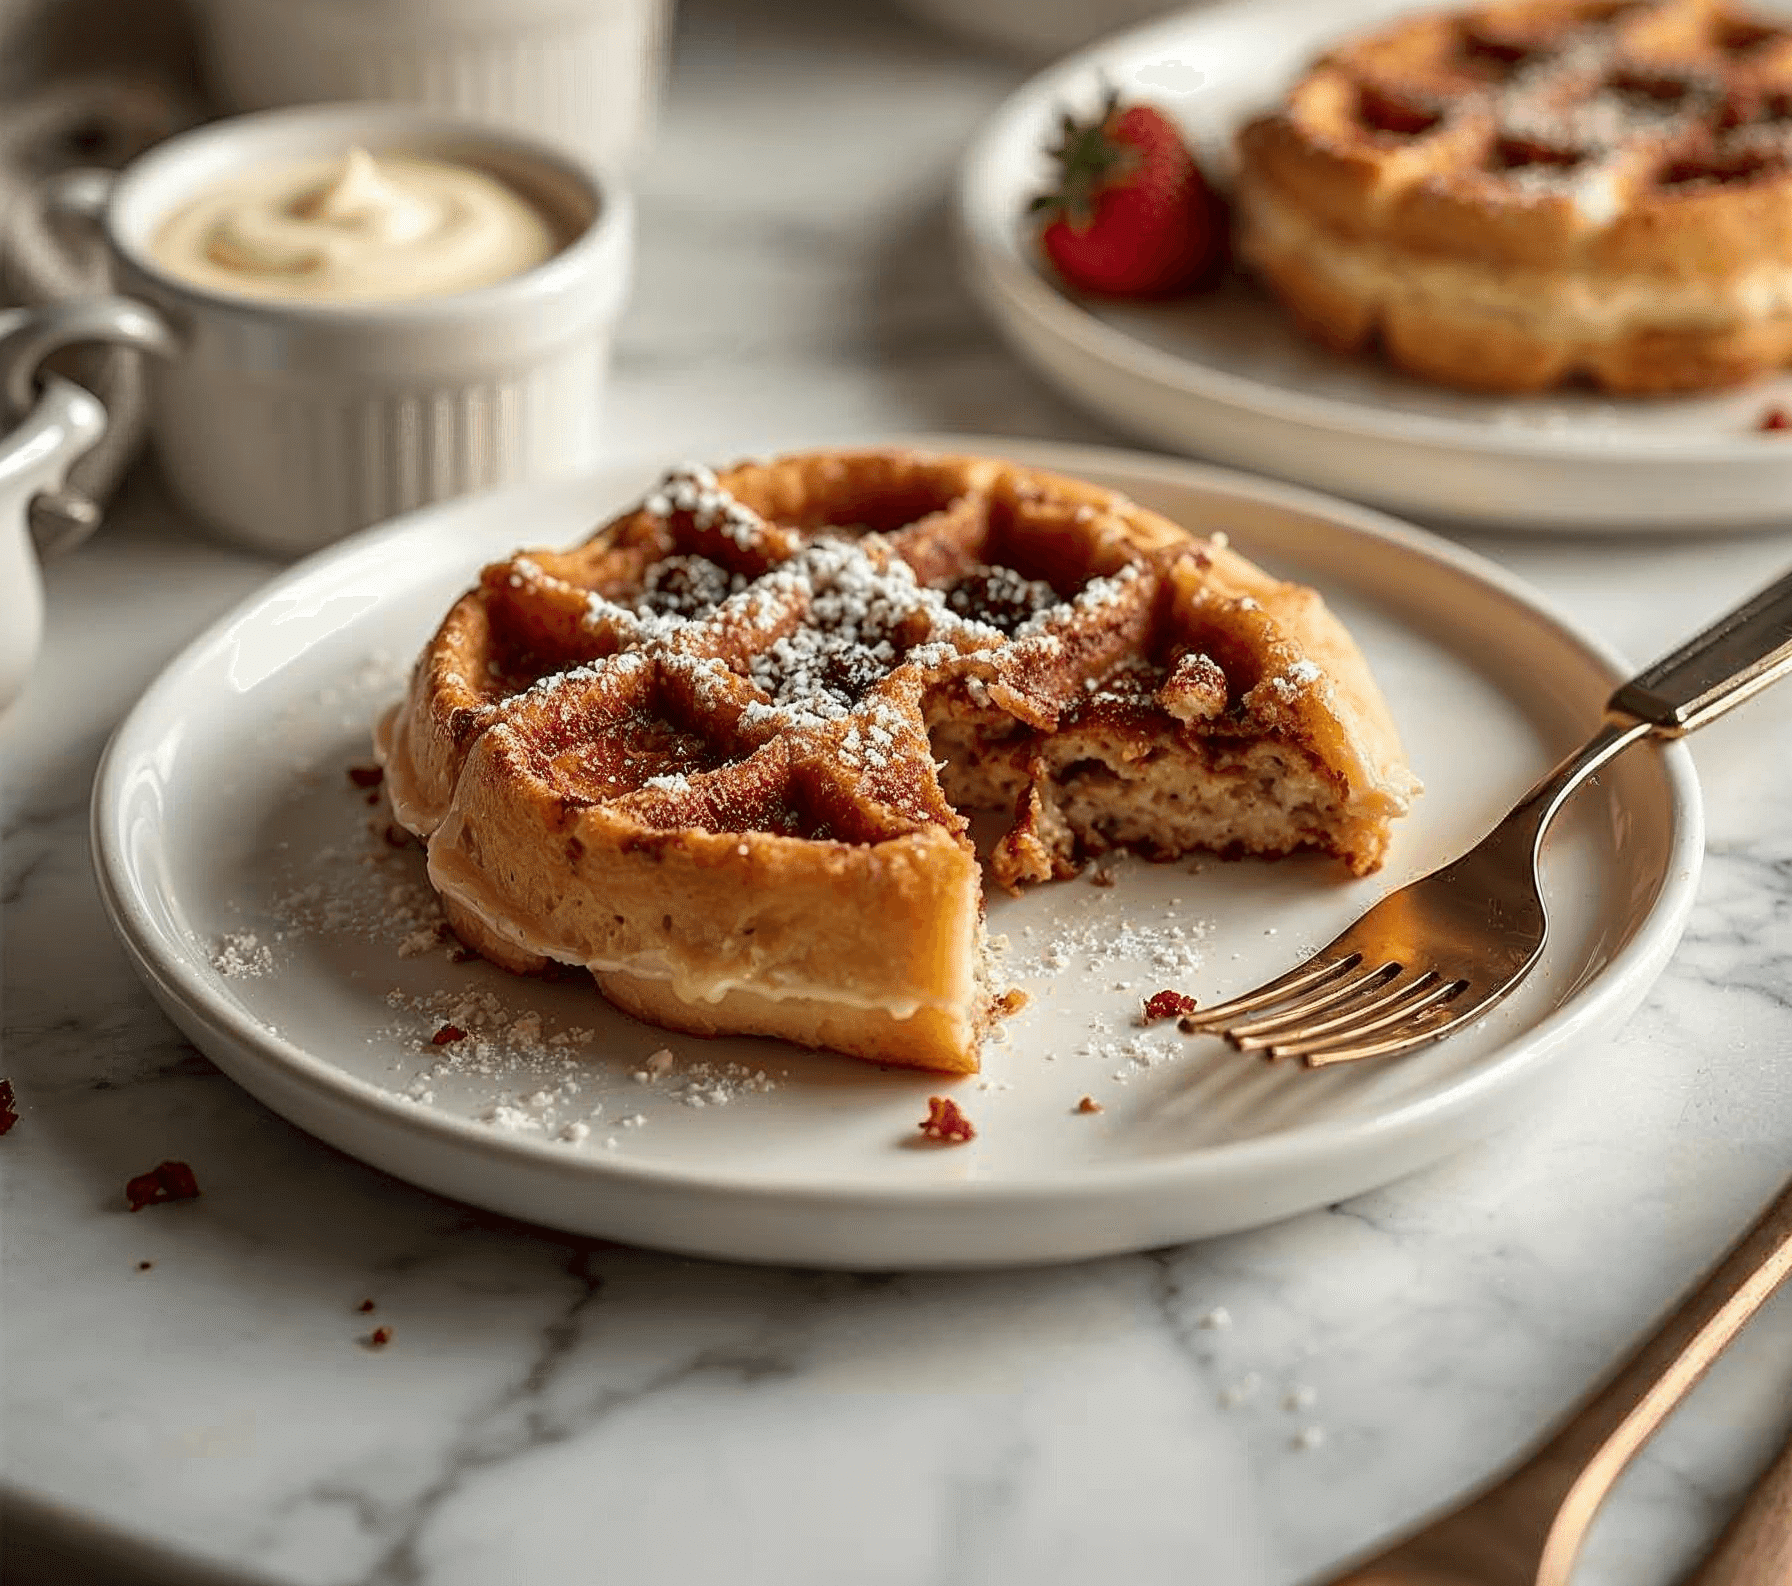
[2,102,633,559]
[188,0,673,172]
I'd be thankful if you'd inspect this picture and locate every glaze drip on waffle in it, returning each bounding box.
[377,450,1417,1072]
[1235,0,1792,393]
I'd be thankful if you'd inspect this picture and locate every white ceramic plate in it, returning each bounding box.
[92,442,1702,1268]
[957,0,1792,532]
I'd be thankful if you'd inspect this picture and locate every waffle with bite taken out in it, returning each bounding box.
[376,450,1418,1073]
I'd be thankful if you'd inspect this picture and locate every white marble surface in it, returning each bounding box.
[5,2,1792,1583]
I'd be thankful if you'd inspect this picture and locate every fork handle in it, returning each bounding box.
[1608,565,1792,734]
[1525,1177,1792,1585]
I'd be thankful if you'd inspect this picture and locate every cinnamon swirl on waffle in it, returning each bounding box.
[1236,0,1792,393]
[377,450,1417,1073]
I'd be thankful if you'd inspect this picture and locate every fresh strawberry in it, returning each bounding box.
[1031,91,1219,297]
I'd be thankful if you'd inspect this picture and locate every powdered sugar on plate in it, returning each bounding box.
[1003,887,1211,981]
[272,813,449,961]
[210,929,275,978]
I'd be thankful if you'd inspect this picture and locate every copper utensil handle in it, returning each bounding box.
[1531,1178,1792,1585]
[1609,566,1792,733]
[1682,1425,1792,1586]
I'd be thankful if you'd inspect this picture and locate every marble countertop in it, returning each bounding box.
[5,2,1792,1583]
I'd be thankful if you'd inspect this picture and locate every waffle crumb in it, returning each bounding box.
[1143,989,1198,1023]
[125,1161,200,1212]
[919,1095,976,1143]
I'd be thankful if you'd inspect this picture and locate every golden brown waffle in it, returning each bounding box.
[1236,0,1792,393]
[376,450,1418,1073]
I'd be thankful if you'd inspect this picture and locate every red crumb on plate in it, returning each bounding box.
[1143,989,1198,1022]
[1076,1095,1104,1114]
[356,1299,376,1313]
[347,764,385,788]
[430,1024,467,1046]
[126,1160,201,1212]
[1759,407,1790,431]
[0,1079,17,1136]
[919,1095,976,1143]
[364,1326,393,1349]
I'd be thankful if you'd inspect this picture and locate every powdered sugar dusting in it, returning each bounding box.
[211,930,275,978]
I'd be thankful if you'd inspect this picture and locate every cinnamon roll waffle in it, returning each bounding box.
[377,450,1418,1073]
[1236,0,1792,393]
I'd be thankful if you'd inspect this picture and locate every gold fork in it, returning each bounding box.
[1183,567,1792,1067]
[1314,1175,1792,1586]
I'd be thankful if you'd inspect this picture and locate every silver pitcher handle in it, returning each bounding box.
[2,168,178,555]
[0,294,178,556]
[0,364,109,712]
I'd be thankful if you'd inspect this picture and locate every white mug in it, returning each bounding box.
[2,102,633,561]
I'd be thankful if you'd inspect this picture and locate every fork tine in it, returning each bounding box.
[1223,960,1401,1044]
[1233,968,1431,1053]
[1266,976,1470,1063]
[1178,952,1363,1030]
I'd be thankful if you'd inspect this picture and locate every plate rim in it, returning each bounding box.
[91,440,1706,1211]
[954,0,1792,470]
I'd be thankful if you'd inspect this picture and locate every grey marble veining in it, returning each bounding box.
[5,2,1792,1583]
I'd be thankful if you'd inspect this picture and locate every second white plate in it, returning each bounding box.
[957,0,1792,531]
[92,441,1702,1268]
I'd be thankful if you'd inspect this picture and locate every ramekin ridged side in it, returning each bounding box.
[150,344,610,556]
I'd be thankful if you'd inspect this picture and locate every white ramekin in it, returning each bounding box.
[26,103,631,556]
[189,0,671,172]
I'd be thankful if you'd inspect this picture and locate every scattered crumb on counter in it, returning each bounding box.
[125,1161,201,1212]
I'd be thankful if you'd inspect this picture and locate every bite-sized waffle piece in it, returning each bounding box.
[377,450,1418,1073]
[1236,0,1792,393]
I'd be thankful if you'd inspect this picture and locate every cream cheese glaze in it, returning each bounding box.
[151,146,562,303]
